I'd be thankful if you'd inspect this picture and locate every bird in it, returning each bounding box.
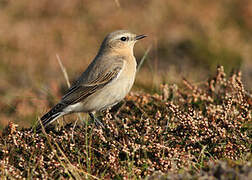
[36,30,146,131]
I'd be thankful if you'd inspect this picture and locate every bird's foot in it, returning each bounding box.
[89,113,105,129]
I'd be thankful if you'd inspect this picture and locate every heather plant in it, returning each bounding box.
[0,66,251,179]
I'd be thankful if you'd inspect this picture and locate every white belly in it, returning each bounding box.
[82,70,136,111]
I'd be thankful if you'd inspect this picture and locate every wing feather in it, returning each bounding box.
[61,60,124,105]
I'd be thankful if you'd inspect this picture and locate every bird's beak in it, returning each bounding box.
[135,34,147,40]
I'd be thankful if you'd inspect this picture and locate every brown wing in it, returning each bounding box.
[61,64,123,105]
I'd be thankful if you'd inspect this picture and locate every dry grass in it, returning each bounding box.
[0,67,251,179]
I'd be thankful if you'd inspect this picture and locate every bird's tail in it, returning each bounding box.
[36,103,66,132]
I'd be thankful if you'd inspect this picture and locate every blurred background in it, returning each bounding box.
[0,0,251,129]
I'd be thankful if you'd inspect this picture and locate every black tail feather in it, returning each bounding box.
[36,103,65,132]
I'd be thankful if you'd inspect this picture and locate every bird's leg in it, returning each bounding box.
[88,112,105,129]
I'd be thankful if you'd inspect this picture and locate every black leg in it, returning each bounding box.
[88,112,105,129]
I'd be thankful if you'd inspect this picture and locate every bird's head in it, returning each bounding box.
[100,30,146,54]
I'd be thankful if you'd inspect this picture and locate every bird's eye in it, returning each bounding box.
[120,37,127,41]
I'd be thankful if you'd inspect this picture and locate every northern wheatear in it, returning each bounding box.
[36,30,146,131]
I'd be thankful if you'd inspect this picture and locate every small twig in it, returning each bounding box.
[56,54,80,135]
[56,54,71,88]
[114,0,120,8]
[137,45,152,73]
[71,118,79,141]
